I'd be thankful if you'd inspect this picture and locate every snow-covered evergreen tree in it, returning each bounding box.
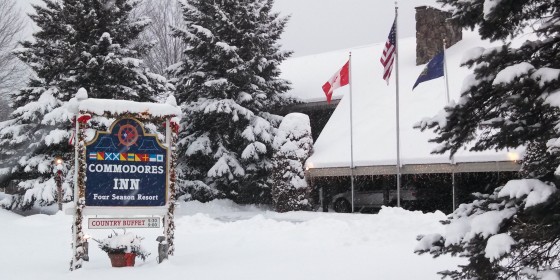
[416,179,560,280]
[169,0,295,204]
[271,113,313,212]
[0,0,169,210]
[415,1,560,279]
[416,0,560,177]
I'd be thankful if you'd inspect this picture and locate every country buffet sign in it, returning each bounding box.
[85,117,167,207]
[88,217,161,229]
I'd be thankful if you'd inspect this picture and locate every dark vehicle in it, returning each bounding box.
[331,185,419,213]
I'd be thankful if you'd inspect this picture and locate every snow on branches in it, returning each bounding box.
[0,0,170,211]
[271,113,313,212]
[171,0,294,204]
[415,179,559,280]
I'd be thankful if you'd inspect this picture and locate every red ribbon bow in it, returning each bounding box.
[164,120,180,134]
[77,114,91,124]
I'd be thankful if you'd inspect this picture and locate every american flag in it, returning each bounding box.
[380,19,397,84]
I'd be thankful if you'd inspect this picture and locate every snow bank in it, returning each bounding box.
[0,201,460,280]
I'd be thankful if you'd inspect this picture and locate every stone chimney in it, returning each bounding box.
[415,6,462,65]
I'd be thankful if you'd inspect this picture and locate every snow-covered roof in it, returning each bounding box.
[280,30,524,170]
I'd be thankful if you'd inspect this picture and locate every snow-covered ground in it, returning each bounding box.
[0,200,461,279]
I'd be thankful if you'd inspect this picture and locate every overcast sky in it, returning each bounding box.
[274,0,441,56]
[17,0,442,57]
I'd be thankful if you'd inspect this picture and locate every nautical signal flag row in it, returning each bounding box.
[88,152,164,162]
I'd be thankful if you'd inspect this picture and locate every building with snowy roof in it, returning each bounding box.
[279,7,522,213]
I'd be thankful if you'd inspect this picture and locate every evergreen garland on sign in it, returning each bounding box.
[164,116,178,256]
[0,0,170,211]
[70,114,87,271]
[169,0,295,204]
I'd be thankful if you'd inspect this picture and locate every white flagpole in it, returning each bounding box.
[349,52,355,213]
[394,2,402,208]
[443,40,450,102]
[443,39,456,211]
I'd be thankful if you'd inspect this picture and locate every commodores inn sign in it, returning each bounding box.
[85,118,167,206]
[69,91,180,271]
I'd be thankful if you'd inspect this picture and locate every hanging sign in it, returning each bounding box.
[85,118,167,207]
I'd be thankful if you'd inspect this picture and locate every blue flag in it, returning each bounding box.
[412,52,444,90]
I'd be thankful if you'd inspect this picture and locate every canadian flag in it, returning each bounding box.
[322,61,349,104]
